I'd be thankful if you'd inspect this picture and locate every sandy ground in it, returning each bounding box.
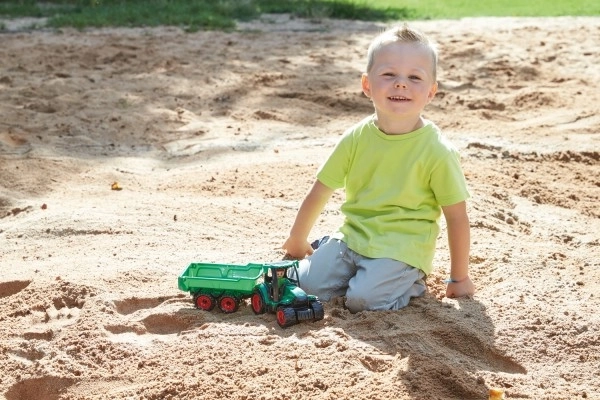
[0,15,599,400]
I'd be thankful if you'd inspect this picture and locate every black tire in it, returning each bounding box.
[193,293,216,311]
[251,292,266,315]
[311,300,325,321]
[276,307,298,328]
[218,295,239,313]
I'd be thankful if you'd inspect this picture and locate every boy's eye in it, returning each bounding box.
[409,75,422,80]
[382,72,395,77]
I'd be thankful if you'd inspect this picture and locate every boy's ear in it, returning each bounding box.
[361,73,371,99]
[427,81,438,103]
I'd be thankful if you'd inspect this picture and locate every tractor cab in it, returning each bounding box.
[264,260,302,303]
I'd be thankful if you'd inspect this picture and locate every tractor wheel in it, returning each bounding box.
[276,307,298,328]
[251,292,266,315]
[193,293,216,311]
[218,295,239,313]
[311,300,325,321]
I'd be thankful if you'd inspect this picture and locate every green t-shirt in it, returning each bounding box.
[317,115,470,275]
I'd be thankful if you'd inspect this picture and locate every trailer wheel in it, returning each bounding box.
[194,293,216,311]
[251,292,266,315]
[218,295,239,313]
[311,300,325,321]
[276,307,298,328]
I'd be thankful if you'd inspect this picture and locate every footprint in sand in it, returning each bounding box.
[27,296,87,340]
[104,295,199,343]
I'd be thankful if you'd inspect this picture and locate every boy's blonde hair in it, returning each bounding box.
[366,24,438,81]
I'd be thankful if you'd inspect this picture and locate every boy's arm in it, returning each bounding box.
[441,201,475,298]
[283,180,334,259]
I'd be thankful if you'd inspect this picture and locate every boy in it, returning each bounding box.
[282,25,475,313]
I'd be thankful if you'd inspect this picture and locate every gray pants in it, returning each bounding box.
[296,237,426,313]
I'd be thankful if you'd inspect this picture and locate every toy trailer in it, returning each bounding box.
[178,262,264,313]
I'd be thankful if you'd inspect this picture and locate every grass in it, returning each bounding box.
[0,0,597,32]
[362,0,600,19]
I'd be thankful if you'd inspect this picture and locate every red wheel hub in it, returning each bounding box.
[251,294,262,312]
[277,309,286,325]
[196,295,213,310]
[220,297,236,312]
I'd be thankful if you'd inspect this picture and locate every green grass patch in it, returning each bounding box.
[0,0,597,31]
[46,1,251,31]
[366,0,600,19]
[0,0,413,31]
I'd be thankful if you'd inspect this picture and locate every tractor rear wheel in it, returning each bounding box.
[193,293,216,311]
[218,295,239,313]
[251,292,266,314]
[276,307,298,328]
[311,300,325,321]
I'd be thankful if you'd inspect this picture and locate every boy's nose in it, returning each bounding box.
[395,78,407,88]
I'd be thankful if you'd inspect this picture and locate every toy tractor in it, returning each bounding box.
[250,260,324,328]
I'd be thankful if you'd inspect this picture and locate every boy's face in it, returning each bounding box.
[362,41,437,124]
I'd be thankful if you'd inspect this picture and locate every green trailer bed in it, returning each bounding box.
[178,262,265,295]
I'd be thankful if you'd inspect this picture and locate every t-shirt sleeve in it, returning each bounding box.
[431,149,471,206]
[316,132,352,190]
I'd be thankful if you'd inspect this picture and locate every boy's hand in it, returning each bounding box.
[445,276,475,299]
[282,237,313,260]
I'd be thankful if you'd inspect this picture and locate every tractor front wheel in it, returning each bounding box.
[311,300,325,321]
[276,307,298,328]
[193,293,216,311]
[218,295,239,313]
[251,292,266,315]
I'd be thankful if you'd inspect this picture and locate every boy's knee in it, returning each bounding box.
[345,282,425,313]
[344,281,388,312]
[345,295,382,313]
[345,295,411,313]
[345,296,368,313]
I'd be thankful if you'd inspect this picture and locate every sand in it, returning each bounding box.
[0,15,599,400]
